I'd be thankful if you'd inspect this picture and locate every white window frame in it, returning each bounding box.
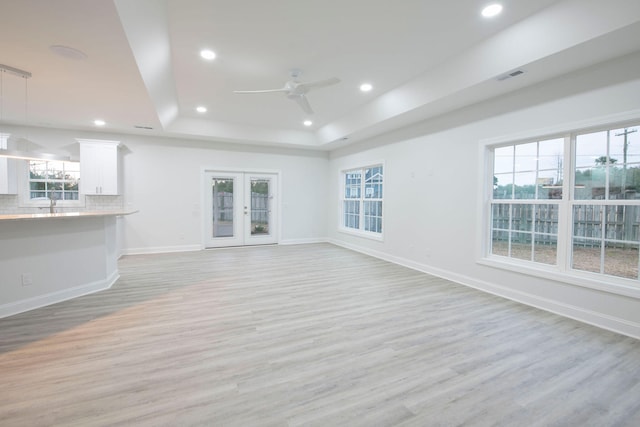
[17,159,84,209]
[478,111,640,299]
[339,162,384,241]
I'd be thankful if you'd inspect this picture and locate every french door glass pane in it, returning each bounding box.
[212,178,234,238]
[251,179,270,235]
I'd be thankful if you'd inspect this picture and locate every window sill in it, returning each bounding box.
[478,256,640,300]
[338,227,384,242]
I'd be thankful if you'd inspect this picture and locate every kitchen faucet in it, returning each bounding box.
[49,193,57,214]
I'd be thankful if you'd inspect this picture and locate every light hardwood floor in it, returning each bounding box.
[1,243,639,426]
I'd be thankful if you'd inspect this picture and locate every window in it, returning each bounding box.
[491,138,563,266]
[29,160,80,201]
[342,164,383,236]
[486,123,640,285]
[572,127,640,279]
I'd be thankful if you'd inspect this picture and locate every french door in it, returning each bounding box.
[204,171,278,248]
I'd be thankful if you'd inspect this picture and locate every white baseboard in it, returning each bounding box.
[121,244,202,256]
[0,271,119,319]
[328,239,640,340]
[122,241,328,255]
[280,237,328,245]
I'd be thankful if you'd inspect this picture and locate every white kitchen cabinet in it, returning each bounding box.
[0,133,16,194]
[0,157,17,194]
[78,139,120,195]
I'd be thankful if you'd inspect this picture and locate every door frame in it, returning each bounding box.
[201,167,281,248]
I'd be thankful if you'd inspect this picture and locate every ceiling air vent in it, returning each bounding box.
[134,125,153,130]
[497,69,525,81]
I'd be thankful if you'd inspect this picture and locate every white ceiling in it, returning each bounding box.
[1,0,639,150]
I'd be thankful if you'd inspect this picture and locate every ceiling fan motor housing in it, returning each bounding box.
[285,81,308,97]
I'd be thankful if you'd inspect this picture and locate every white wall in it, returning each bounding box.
[327,52,640,338]
[0,216,118,316]
[119,136,329,253]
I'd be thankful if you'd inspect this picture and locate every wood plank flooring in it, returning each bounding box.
[1,243,639,426]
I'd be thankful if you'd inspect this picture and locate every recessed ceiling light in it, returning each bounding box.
[196,106,207,113]
[360,83,373,92]
[200,49,216,60]
[93,119,106,126]
[303,120,313,126]
[482,3,503,18]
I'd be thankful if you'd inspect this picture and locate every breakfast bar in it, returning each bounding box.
[0,211,136,318]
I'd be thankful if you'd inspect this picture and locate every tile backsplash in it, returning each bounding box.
[0,194,124,214]
[85,195,124,211]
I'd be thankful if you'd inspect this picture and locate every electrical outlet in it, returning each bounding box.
[21,273,33,286]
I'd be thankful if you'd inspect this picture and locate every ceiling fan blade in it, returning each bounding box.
[233,88,289,94]
[295,95,314,114]
[299,77,340,90]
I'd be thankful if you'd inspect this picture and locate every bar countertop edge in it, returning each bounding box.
[0,210,139,221]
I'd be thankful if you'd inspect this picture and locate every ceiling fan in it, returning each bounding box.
[233,69,340,114]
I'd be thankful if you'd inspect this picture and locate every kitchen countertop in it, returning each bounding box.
[0,210,138,221]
